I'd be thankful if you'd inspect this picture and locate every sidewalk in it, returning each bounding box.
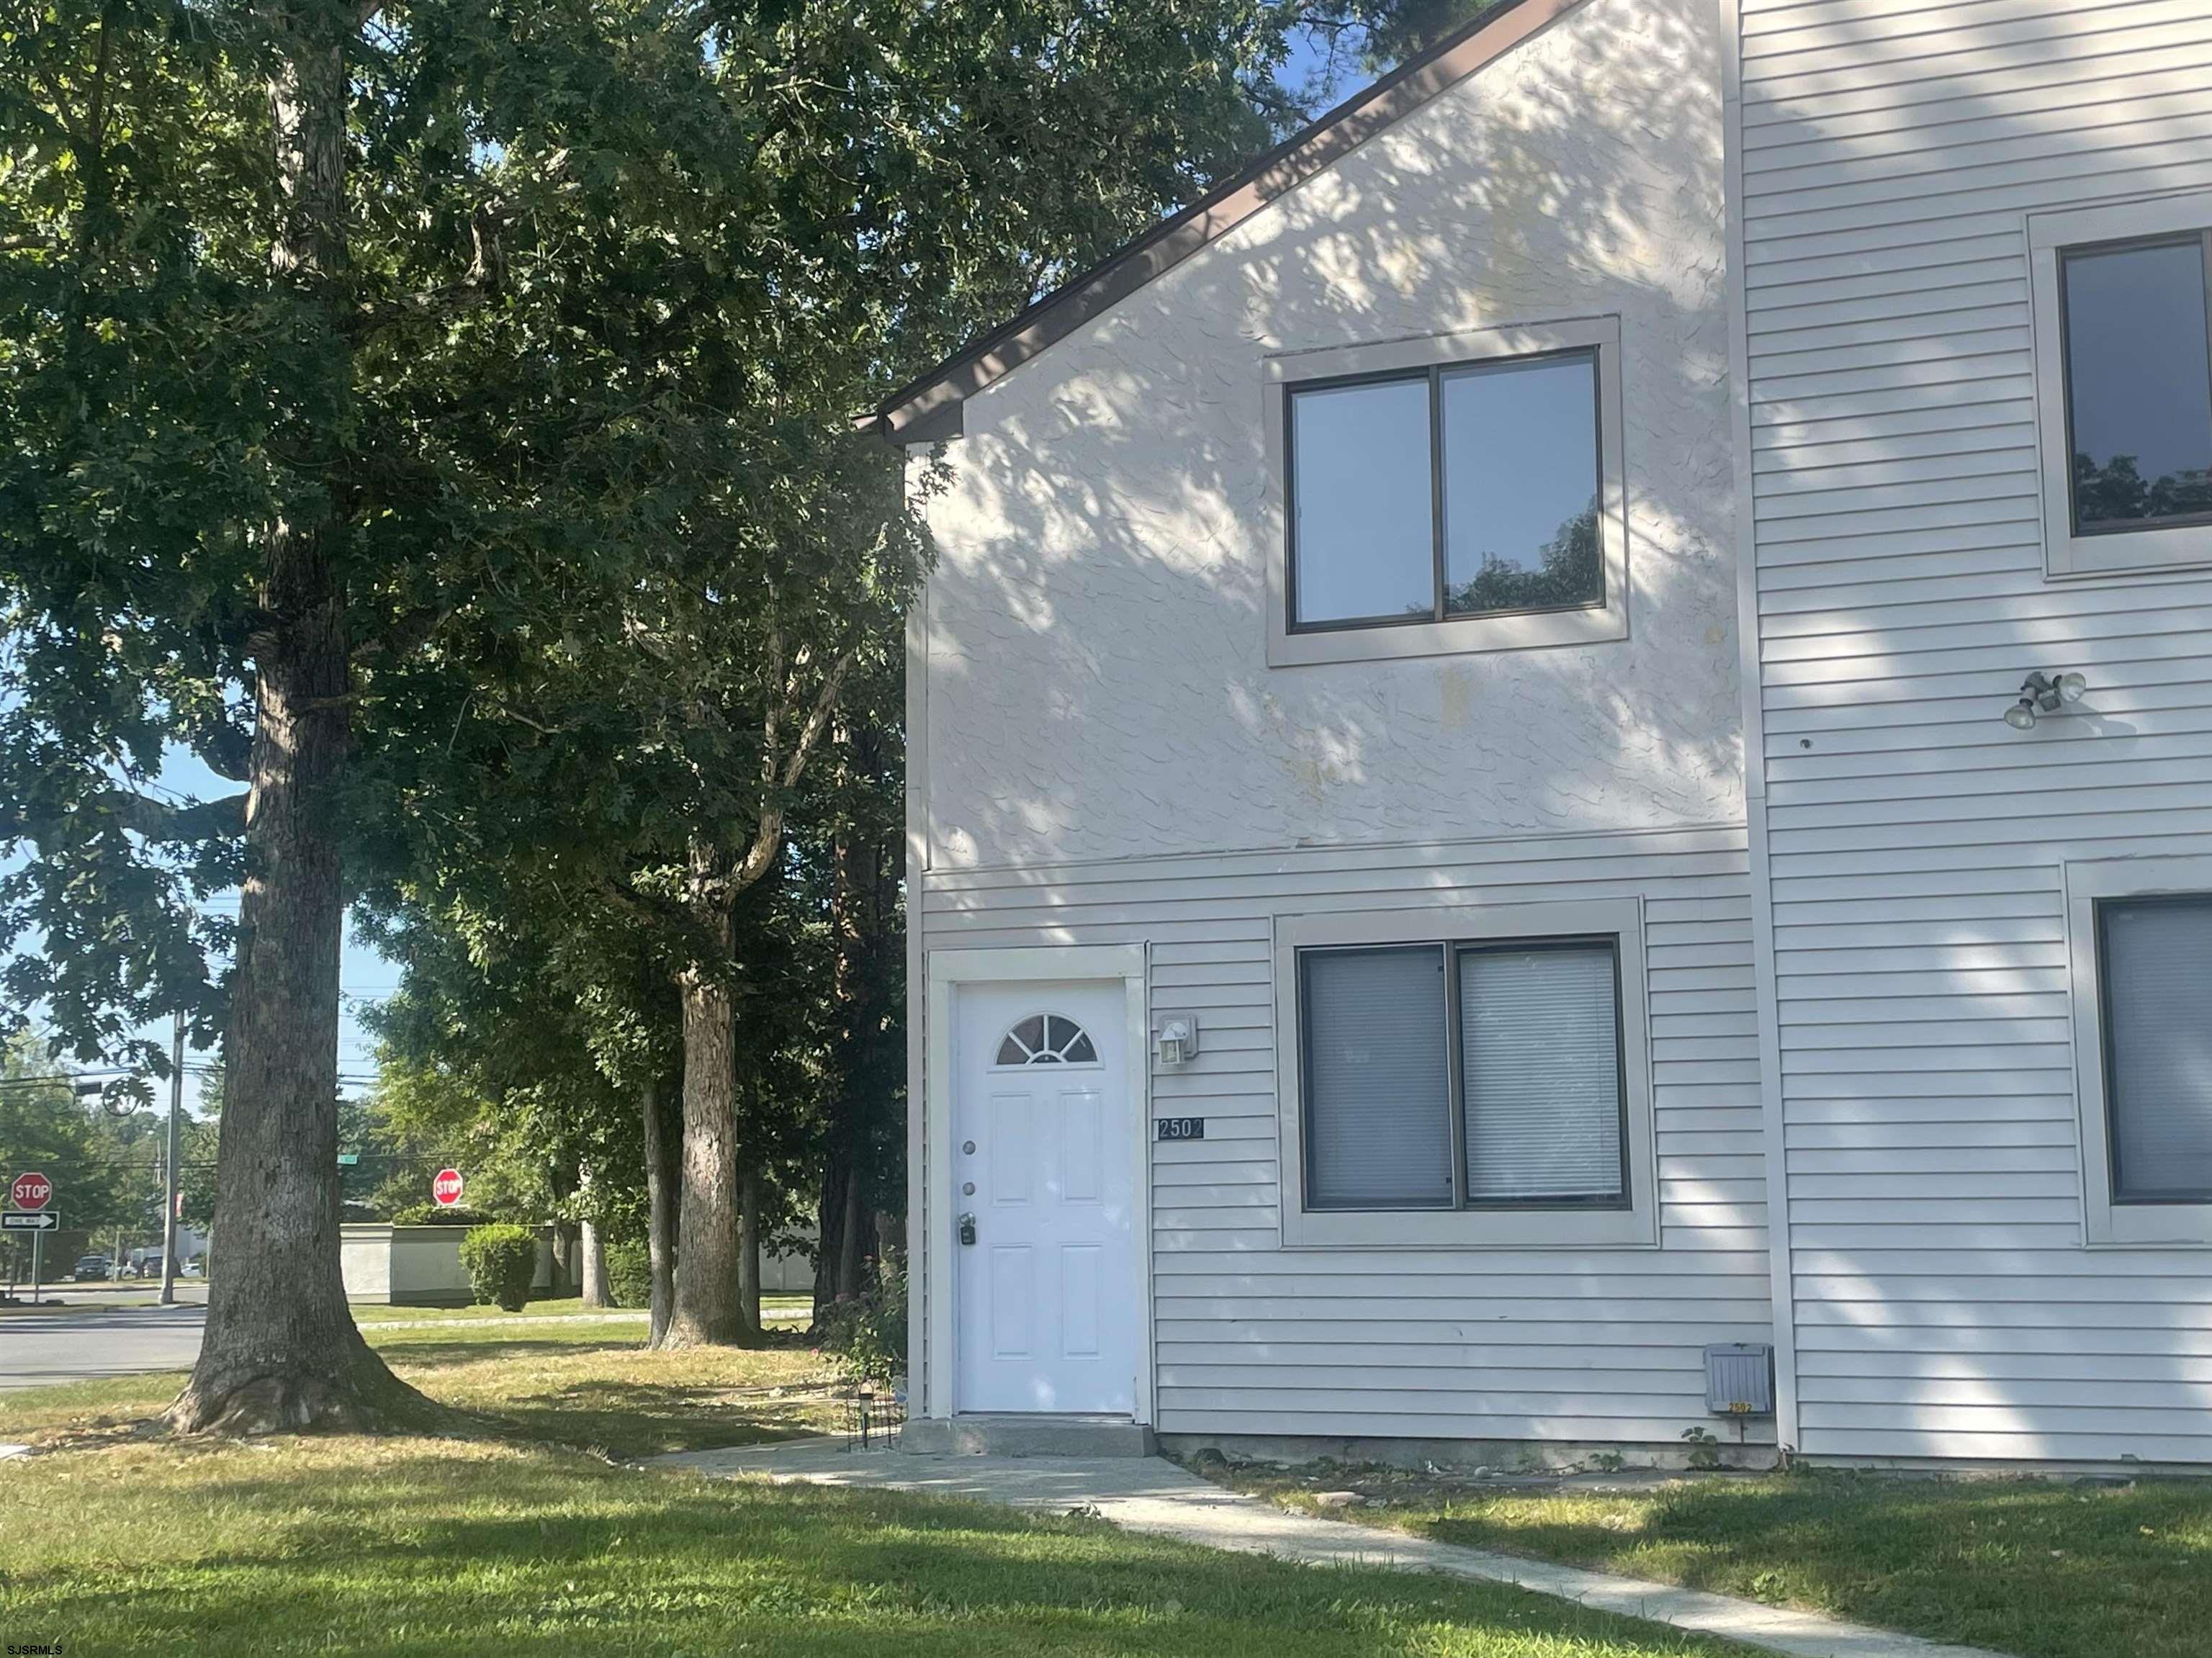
[654,1441,2013,1658]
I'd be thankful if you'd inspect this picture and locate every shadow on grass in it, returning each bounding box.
[7,1446,1750,1657]
[1371,1471,2212,1658]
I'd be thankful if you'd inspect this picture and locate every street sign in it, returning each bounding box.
[432,1167,465,1208]
[2,1209,59,1232]
[10,1171,51,1210]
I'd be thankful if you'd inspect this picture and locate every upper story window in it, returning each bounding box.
[1288,351,1603,630]
[1264,317,1629,667]
[2031,193,2212,576]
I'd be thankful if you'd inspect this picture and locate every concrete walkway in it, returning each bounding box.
[654,1441,2010,1658]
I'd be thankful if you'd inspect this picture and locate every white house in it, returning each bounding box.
[878,0,2212,1469]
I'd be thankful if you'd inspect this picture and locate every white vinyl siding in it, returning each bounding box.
[916,827,1771,1446]
[1737,0,2212,1463]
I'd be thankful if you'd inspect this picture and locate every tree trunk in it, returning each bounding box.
[814,757,899,1320]
[664,918,759,1346]
[641,1078,677,1346]
[169,0,425,1434]
[739,1165,761,1333]
[577,1163,608,1310]
[580,1217,608,1308]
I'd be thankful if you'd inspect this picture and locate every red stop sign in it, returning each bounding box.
[431,1168,465,1208]
[11,1171,53,1211]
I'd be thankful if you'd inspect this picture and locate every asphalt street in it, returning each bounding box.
[0,1301,207,1390]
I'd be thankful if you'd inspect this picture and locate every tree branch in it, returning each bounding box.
[189,724,253,784]
[347,208,503,342]
[95,790,248,843]
[729,646,856,896]
[351,602,451,667]
[779,646,853,790]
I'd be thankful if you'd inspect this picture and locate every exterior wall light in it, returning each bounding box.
[2004,670,2087,730]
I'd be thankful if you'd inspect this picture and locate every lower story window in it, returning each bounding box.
[2064,857,2212,1245]
[2097,895,2212,1204]
[1299,936,1629,1213]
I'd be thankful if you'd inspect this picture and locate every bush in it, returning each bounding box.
[458,1224,538,1311]
[605,1240,652,1309]
[817,1252,906,1387]
[388,1202,494,1227]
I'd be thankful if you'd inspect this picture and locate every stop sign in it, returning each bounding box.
[10,1171,53,1211]
[431,1168,465,1208]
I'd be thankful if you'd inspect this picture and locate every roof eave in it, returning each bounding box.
[866,0,1584,443]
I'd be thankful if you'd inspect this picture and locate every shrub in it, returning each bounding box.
[605,1240,652,1310]
[388,1202,494,1228]
[818,1252,906,1387]
[458,1224,538,1311]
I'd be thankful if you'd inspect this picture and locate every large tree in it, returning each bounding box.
[1,0,1335,1425]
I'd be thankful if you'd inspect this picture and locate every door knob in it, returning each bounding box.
[958,1212,977,1246]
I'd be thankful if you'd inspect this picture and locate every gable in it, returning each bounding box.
[867,0,1588,443]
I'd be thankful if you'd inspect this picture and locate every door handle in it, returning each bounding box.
[958,1212,977,1246]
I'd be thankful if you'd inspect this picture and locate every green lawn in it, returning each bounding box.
[1218,1464,2212,1658]
[0,1326,1759,1658]
[349,1293,811,1323]
[0,1320,842,1461]
[0,1435,1758,1658]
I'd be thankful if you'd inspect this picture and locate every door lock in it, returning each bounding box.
[958,1212,977,1246]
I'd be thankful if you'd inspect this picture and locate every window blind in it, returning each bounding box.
[1458,944,1624,1202]
[1301,947,1452,1209]
[2100,898,2212,1202]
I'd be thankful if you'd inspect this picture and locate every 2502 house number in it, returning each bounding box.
[1154,1117,1205,1141]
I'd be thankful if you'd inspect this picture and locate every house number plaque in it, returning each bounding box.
[1155,1117,1205,1141]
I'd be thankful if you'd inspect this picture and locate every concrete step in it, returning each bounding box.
[902,1413,1157,1458]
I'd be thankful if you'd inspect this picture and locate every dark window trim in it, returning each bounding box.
[2056,227,2212,540]
[1283,346,1607,636]
[2094,893,2212,1207]
[1296,933,1631,1214]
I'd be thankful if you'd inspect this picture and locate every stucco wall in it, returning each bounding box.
[919,0,1738,875]
[911,0,1767,1449]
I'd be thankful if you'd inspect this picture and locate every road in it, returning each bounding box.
[0,1302,206,1390]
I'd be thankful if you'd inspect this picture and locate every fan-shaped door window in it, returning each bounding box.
[994,1014,1099,1067]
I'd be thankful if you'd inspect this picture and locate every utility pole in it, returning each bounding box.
[161,1011,182,1305]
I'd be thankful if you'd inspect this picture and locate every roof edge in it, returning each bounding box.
[866,0,1585,443]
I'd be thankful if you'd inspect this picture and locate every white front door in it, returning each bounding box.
[953,979,1138,1415]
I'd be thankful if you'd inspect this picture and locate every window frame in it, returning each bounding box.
[1262,316,1631,667]
[2065,855,2212,1246]
[1274,897,1656,1249]
[2029,192,2212,579]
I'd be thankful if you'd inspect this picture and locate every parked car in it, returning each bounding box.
[71,1255,109,1281]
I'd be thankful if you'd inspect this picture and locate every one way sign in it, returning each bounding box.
[1,1210,60,1232]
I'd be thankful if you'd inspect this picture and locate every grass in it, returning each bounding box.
[349,1293,811,1323]
[0,1320,842,1461]
[1217,1462,2212,1658]
[0,1436,1760,1658]
[349,1296,647,1323]
[0,1322,1758,1657]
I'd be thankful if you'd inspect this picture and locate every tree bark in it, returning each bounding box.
[579,1216,608,1308]
[814,754,898,1319]
[739,1165,761,1333]
[663,917,760,1345]
[169,0,426,1433]
[640,1078,677,1346]
[577,1163,608,1309]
